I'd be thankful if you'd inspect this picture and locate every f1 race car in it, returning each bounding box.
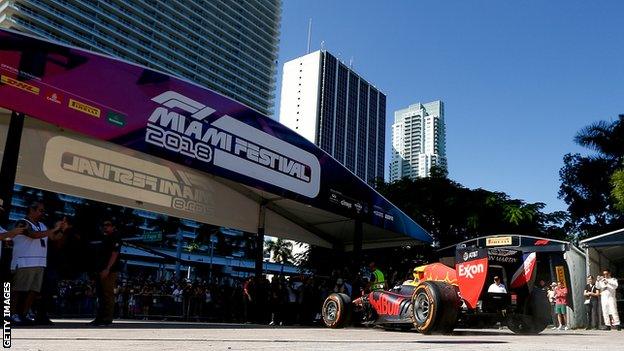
[321,247,551,334]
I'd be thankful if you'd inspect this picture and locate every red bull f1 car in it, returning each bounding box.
[321,247,551,334]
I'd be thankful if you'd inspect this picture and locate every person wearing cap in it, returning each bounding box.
[487,276,507,293]
[88,219,122,326]
[548,282,558,328]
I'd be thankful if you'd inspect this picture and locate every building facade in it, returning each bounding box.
[0,0,281,116]
[279,50,385,184]
[389,101,447,181]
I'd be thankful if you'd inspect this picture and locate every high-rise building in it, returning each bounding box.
[279,50,385,184]
[0,0,281,116]
[389,101,447,181]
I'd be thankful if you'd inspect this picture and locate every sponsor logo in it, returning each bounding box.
[106,111,126,127]
[458,263,484,279]
[354,202,363,213]
[0,74,39,95]
[68,98,101,118]
[369,292,404,316]
[145,91,321,198]
[488,248,517,256]
[329,189,370,215]
[486,236,513,247]
[487,248,519,263]
[43,136,215,216]
[488,255,518,263]
[45,91,63,104]
[462,250,479,262]
[456,257,488,309]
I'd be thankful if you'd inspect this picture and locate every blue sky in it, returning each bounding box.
[272,1,624,212]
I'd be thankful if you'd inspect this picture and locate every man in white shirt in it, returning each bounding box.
[487,276,508,293]
[10,201,64,325]
[596,269,621,331]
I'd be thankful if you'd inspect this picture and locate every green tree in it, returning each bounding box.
[611,169,624,212]
[377,175,563,247]
[558,114,624,238]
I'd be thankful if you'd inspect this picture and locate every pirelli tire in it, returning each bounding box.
[507,287,551,335]
[409,281,460,335]
[322,293,351,328]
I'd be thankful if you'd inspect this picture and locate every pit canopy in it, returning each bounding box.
[0,28,431,250]
[580,228,624,276]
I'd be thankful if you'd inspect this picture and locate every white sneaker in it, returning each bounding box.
[564,326,569,330]
[551,326,558,330]
[557,325,563,330]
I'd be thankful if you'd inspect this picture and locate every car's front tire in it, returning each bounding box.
[322,293,351,328]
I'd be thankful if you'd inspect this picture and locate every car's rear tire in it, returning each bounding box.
[507,287,550,335]
[322,293,351,328]
[409,281,460,334]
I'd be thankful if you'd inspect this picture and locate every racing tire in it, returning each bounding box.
[409,281,460,335]
[507,287,550,335]
[322,293,351,328]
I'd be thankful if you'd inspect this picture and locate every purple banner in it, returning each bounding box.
[0,29,431,243]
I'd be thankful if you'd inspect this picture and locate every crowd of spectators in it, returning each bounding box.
[45,274,341,325]
[44,264,416,325]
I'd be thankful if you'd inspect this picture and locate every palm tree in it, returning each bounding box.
[574,115,624,161]
[264,238,293,264]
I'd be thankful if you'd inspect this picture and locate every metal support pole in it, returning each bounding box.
[209,239,214,283]
[0,111,25,226]
[351,219,364,280]
[255,202,267,278]
[175,229,183,279]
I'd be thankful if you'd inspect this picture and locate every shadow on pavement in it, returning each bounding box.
[417,340,507,344]
[16,319,278,330]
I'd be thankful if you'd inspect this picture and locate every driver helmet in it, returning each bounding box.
[413,266,425,281]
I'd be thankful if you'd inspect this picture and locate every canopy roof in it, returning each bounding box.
[580,228,624,266]
[0,29,431,249]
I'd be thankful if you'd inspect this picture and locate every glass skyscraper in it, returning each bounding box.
[0,0,281,116]
[390,101,447,181]
[279,50,386,184]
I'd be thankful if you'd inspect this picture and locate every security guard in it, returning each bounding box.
[88,219,122,326]
[369,262,385,290]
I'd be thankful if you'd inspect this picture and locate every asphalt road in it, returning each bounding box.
[7,319,624,351]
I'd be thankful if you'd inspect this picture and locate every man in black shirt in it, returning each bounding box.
[584,275,601,330]
[89,219,122,326]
